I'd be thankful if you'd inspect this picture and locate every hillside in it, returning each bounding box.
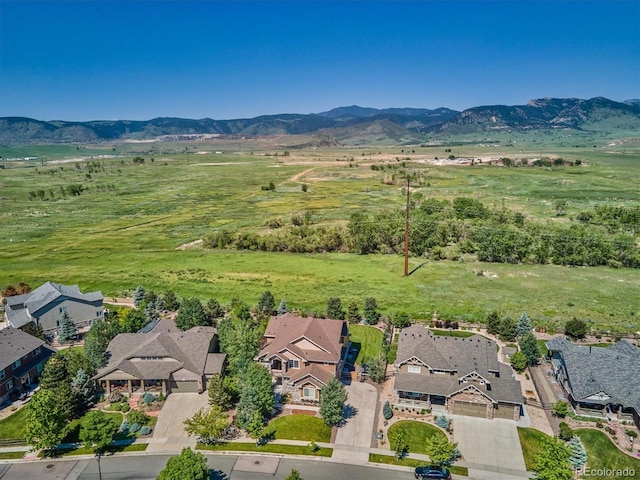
[1,97,638,145]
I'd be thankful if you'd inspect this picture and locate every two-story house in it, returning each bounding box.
[4,282,104,334]
[255,313,349,403]
[394,325,523,420]
[0,327,56,404]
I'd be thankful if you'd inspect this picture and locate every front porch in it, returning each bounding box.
[99,378,167,395]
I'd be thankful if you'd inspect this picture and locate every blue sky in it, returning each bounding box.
[1,1,638,121]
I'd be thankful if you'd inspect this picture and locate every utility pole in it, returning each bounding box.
[404,177,410,276]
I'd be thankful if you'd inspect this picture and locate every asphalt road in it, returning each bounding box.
[0,454,414,480]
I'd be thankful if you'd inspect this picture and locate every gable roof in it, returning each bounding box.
[5,282,103,322]
[94,320,222,381]
[0,327,52,369]
[396,325,501,379]
[394,325,522,405]
[257,313,346,364]
[547,336,640,412]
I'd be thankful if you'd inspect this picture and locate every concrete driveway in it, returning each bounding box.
[453,415,529,480]
[146,392,209,453]
[332,382,378,462]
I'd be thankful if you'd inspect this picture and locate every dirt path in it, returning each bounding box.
[284,167,315,184]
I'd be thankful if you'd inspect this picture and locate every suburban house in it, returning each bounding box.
[93,319,226,396]
[547,336,640,427]
[394,325,523,420]
[0,327,56,404]
[255,313,349,403]
[4,282,104,333]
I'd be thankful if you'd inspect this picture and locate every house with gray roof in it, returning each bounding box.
[547,336,640,427]
[394,325,523,420]
[4,282,103,333]
[0,327,56,404]
[255,313,349,403]
[93,319,226,396]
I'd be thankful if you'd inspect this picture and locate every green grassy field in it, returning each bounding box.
[387,420,447,455]
[196,442,333,456]
[268,414,331,442]
[368,454,468,476]
[349,325,384,365]
[0,407,28,440]
[1,143,638,330]
[576,429,640,479]
[517,427,551,471]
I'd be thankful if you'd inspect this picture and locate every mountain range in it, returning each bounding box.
[1,97,638,145]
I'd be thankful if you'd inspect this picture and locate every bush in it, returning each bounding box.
[107,391,123,403]
[139,426,153,436]
[383,401,393,420]
[435,416,450,429]
[127,410,151,426]
[558,421,574,441]
[120,421,129,432]
[142,392,155,404]
[129,423,141,433]
[307,440,319,453]
[120,403,130,413]
[157,392,165,402]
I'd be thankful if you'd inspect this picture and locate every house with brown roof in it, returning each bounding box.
[93,319,226,395]
[255,313,349,403]
[394,325,523,420]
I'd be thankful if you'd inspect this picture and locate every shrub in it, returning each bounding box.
[307,440,319,453]
[139,426,153,436]
[383,401,393,420]
[435,416,450,429]
[157,392,165,402]
[129,423,141,433]
[120,403,130,413]
[108,391,123,403]
[558,421,574,441]
[120,421,129,432]
[142,392,155,404]
[127,410,151,426]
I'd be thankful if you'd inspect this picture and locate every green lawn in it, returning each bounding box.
[0,407,28,440]
[576,428,640,479]
[197,442,333,457]
[430,329,476,338]
[43,443,148,457]
[368,454,468,476]
[0,452,25,460]
[349,325,383,365]
[517,427,551,471]
[387,420,447,455]
[268,415,331,442]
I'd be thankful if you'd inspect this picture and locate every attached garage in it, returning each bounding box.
[494,403,518,420]
[453,400,487,418]
[170,380,199,393]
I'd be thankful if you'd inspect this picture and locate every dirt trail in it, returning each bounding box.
[284,167,315,184]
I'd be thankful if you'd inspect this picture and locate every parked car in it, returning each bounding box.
[414,465,451,479]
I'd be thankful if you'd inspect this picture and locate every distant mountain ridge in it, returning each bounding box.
[1,97,638,145]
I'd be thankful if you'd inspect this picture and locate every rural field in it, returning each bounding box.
[1,137,639,332]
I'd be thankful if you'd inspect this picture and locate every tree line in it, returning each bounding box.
[203,198,640,268]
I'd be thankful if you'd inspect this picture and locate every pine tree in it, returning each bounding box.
[486,310,501,335]
[207,373,233,411]
[319,378,347,427]
[58,311,77,343]
[326,297,345,320]
[257,291,275,315]
[567,436,588,470]
[363,297,380,325]
[132,285,146,307]
[383,400,393,420]
[516,313,533,337]
[276,299,289,315]
[519,332,541,365]
[163,289,180,311]
[345,301,361,324]
[71,368,96,411]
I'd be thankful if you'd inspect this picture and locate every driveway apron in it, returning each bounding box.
[332,382,378,462]
[453,415,529,480]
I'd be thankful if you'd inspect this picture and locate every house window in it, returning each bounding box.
[408,365,421,374]
[0,369,4,380]
[302,387,315,398]
[288,360,299,369]
[35,347,41,356]
[36,362,44,373]
[13,359,21,369]
[6,379,13,390]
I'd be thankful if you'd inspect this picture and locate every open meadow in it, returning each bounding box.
[1,138,638,332]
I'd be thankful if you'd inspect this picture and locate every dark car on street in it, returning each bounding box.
[414,465,451,479]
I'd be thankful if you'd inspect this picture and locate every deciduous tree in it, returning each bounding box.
[564,318,588,340]
[79,410,118,453]
[319,378,347,427]
[424,435,458,466]
[207,373,233,411]
[183,406,228,443]
[25,389,68,453]
[533,436,573,480]
[510,351,527,373]
[175,297,209,330]
[157,447,209,480]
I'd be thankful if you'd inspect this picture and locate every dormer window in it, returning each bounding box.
[288,359,299,369]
